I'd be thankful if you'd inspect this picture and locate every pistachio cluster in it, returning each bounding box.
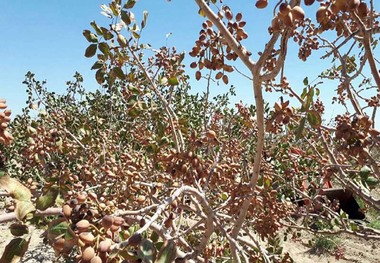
[49,191,129,262]
[335,114,379,163]
[269,3,306,33]
[266,100,294,133]
[0,99,13,145]
[190,6,250,84]
[316,0,369,33]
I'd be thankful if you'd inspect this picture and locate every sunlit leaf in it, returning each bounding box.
[55,137,63,148]
[35,185,59,211]
[82,30,98,43]
[168,77,179,86]
[155,240,176,263]
[101,27,114,40]
[295,117,306,141]
[118,249,138,260]
[84,44,97,58]
[95,69,106,84]
[26,125,37,135]
[0,237,30,263]
[124,0,137,9]
[117,34,127,47]
[15,201,35,221]
[109,1,121,16]
[121,10,132,25]
[340,211,347,219]
[91,61,104,70]
[90,21,103,35]
[360,166,371,179]
[138,239,156,262]
[141,11,149,29]
[350,222,358,231]
[100,4,113,18]
[198,8,206,17]
[366,177,379,188]
[303,77,308,86]
[132,31,140,39]
[307,111,321,129]
[300,87,307,100]
[98,42,110,55]
[47,218,73,240]
[0,175,31,201]
[112,67,125,80]
[315,88,320,96]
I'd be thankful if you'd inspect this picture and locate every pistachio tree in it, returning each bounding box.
[1,0,380,262]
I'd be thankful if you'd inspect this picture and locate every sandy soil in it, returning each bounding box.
[282,230,380,263]
[0,223,56,263]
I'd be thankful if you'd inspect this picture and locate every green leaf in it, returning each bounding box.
[150,231,159,243]
[121,10,132,25]
[168,77,179,86]
[98,42,110,55]
[365,176,379,188]
[155,240,176,263]
[35,186,59,211]
[159,137,169,146]
[101,27,114,40]
[350,222,358,231]
[146,143,158,154]
[198,8,206,17]
[295,117,306,141]
[138,239,156,262]
[0,176,32,201]
[100,4,113,18]
[95,69,106,84]
[15,201,35,221]
[315,88,320,96]
[10,224,29,237]
[141,11,149,29]
[265,178,271,188]
[303,88,314,111]
[124,0,137,9]
[360,166,371,179]
[132,31,140,39]
[47,218,75,240]
[55,137,63,148]
[340,211,348,219]
[109,1,121,16]
[300,87,307,100]
[303,77,309,86]
[0,176,35,220]
[112,67,125,80]
[91,61,104,70]
[0,237,30,263]
[84,44,97,58]
[90,21,103,35]
[82,30,98,43]
[307,111,322,129]
[117,34,127,47]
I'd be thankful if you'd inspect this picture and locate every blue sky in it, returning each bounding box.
[1,1,378,122]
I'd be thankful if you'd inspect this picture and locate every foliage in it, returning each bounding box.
[308,235,340,256]
[1,0,380,262]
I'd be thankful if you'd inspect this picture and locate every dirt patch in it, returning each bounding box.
[0,223,56,263]
[283,230,380,263]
